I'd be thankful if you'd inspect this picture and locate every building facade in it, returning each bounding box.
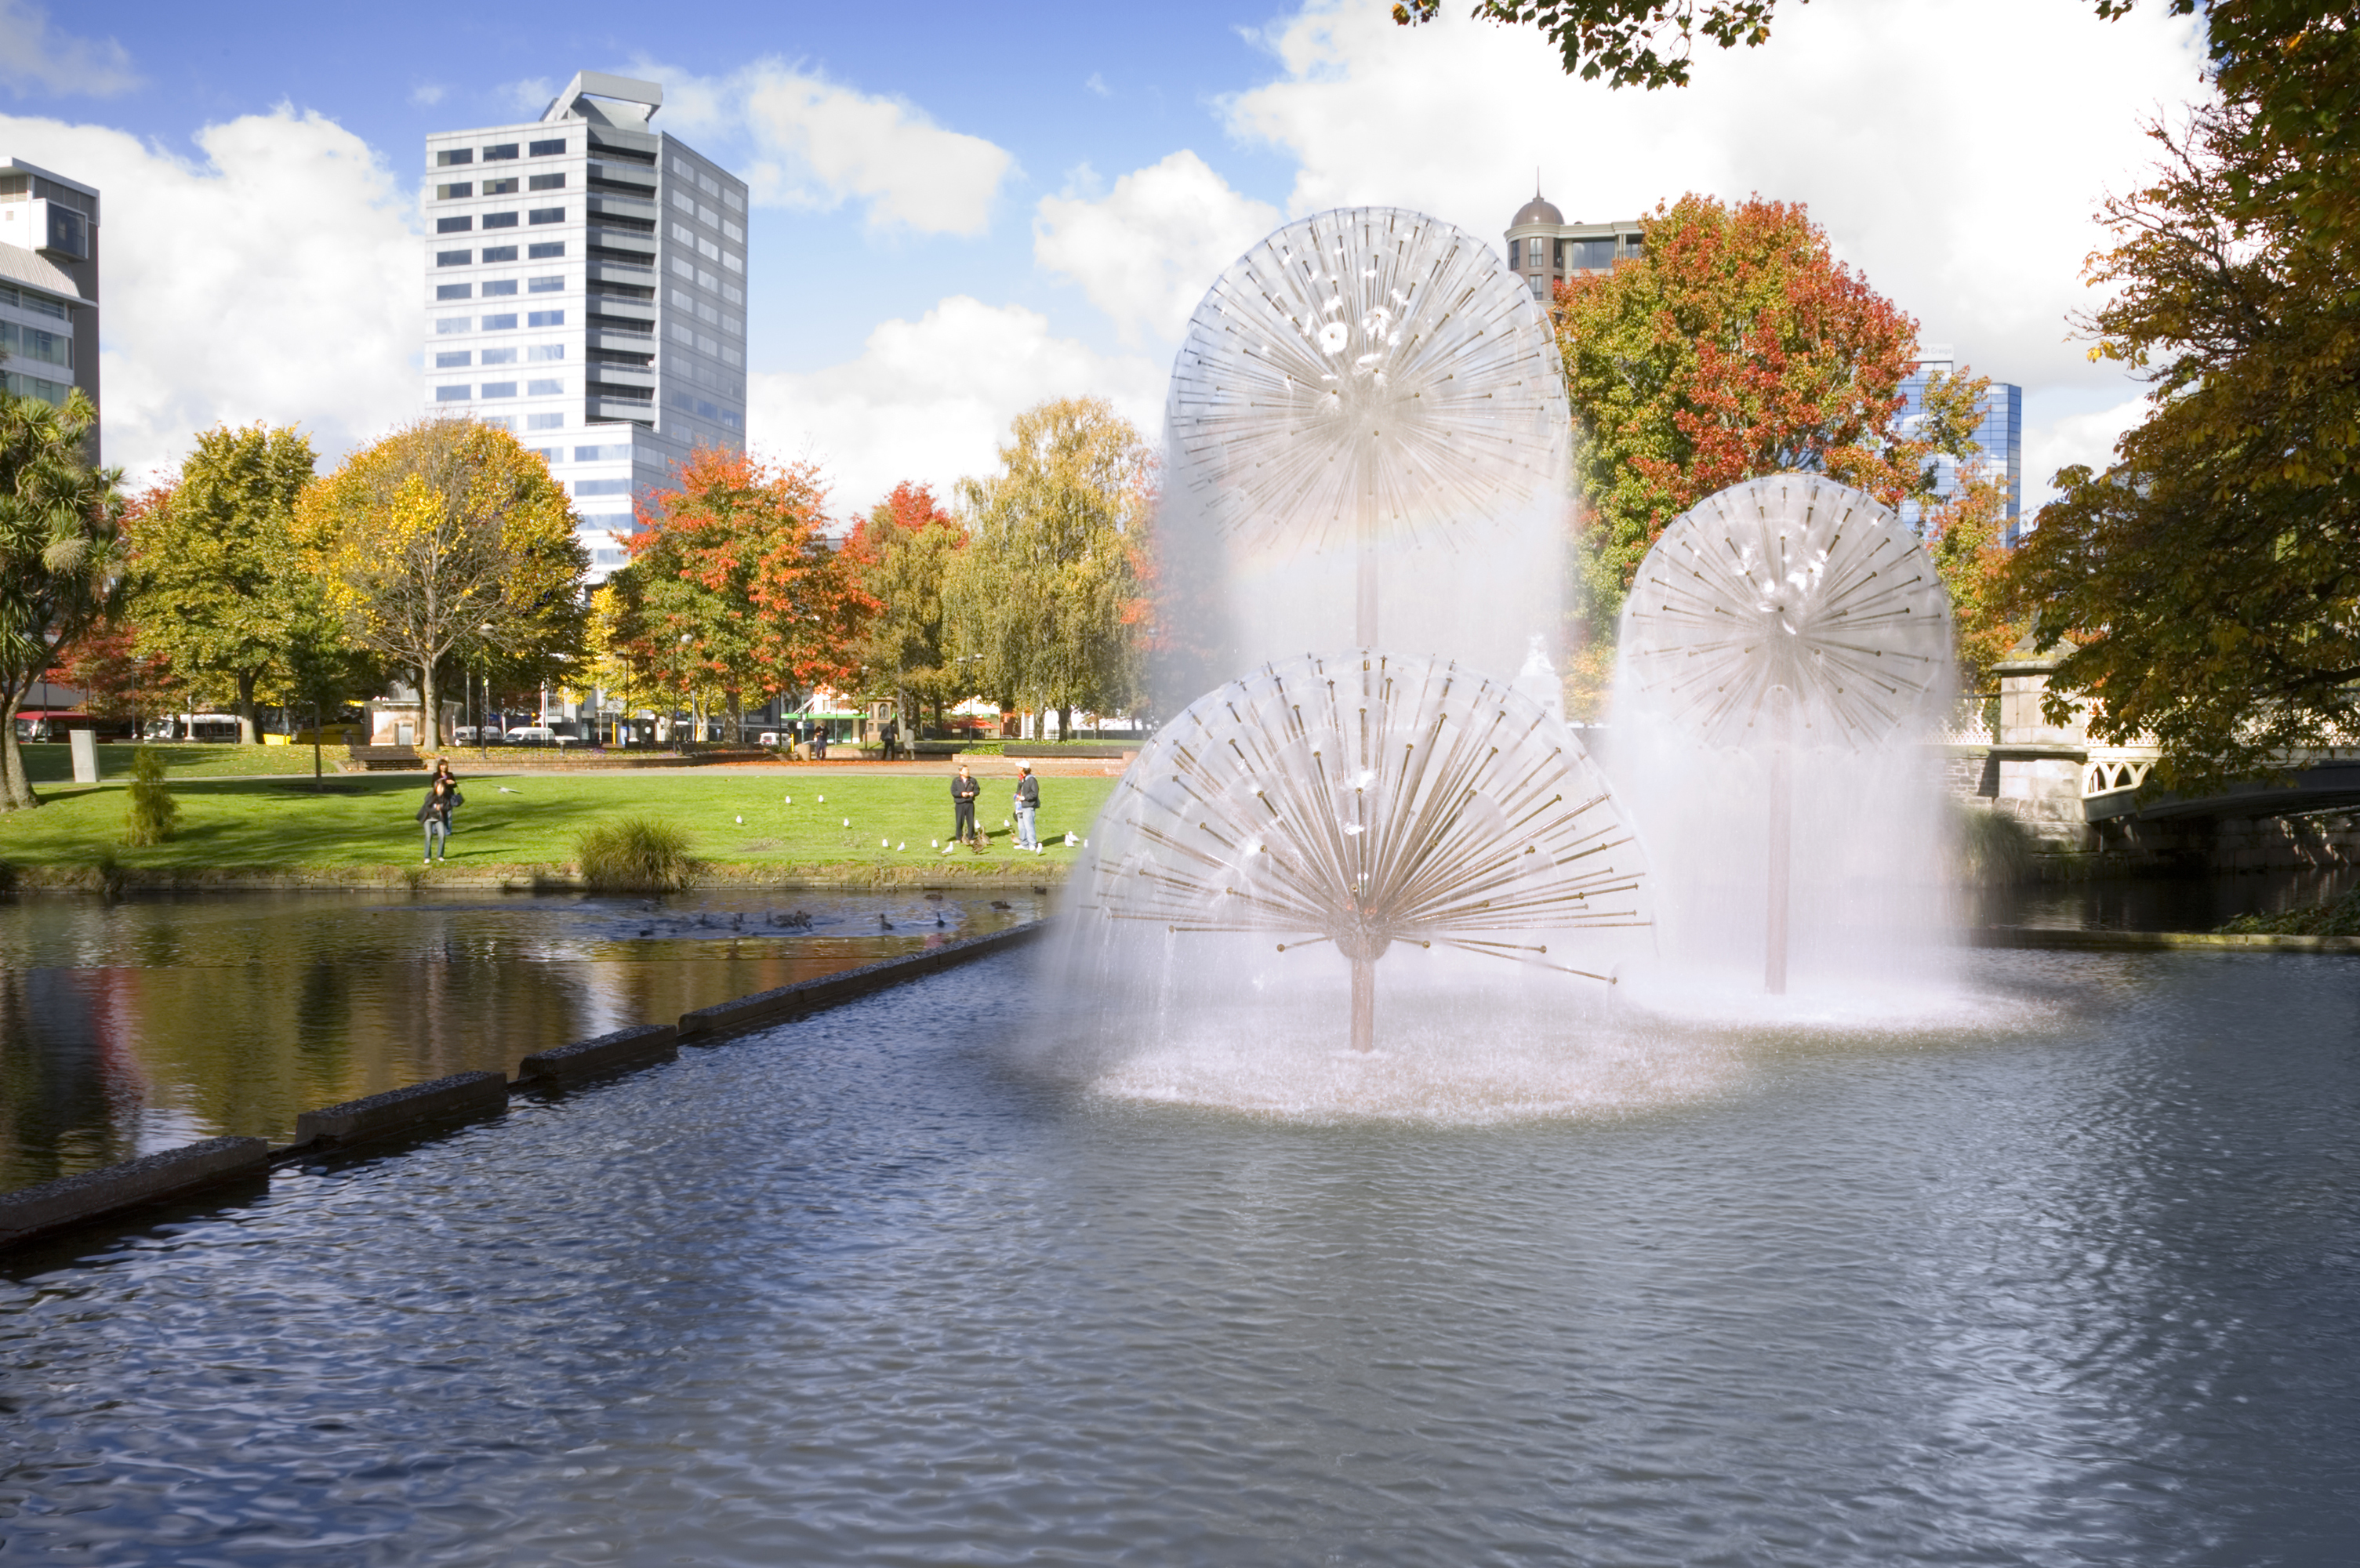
[1897,345,2024,541]
[1501,189,1641,303]
[0,158,100,448]
[421,71,748,580]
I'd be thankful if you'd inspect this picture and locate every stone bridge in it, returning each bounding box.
[1943,648,2360,873]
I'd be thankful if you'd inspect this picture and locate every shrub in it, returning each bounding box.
[576,815,698,892]
[1954,804,2037,885]
[122,746,180,846]
[2219,885,2360,937]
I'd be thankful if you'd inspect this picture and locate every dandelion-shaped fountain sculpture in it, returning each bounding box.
[1167,207,1567,644]
[1618,476,1954,994]
[1087,651,1652,1054]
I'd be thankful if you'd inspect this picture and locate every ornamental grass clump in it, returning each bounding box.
[576,815,697,892]
[1952,803,2037,885]
[122,746,180,846]
[2218,886,2360,938]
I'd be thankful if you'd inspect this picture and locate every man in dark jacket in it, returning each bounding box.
[951,764,980,845]
[1013,764,1040,852]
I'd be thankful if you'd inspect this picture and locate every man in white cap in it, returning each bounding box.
[1013,762,1041,852]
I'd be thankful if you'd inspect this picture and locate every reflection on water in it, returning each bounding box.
[0,949,2355,1564]
[1981,863,2358,931]
[0,890,1041,1189]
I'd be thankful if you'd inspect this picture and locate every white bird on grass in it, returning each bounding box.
[842,818,851,828]
[734,815,743,825]
[497,786,521,794]
[896,842,905,852]
[783,795,793,805]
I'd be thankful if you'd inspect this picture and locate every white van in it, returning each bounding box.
[506,725,569,747]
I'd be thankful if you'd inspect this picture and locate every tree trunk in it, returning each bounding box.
[236,670,258,746]
[0,690,37,811]
[420,661,441,751]
[1058,706,1073,742]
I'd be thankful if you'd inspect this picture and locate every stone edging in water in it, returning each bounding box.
[0,920,1050,1256]
[1973,926,2360,954]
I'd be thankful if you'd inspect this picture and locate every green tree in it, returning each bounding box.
[296,418,587,752]
[0,388,125,811]
[127,423,325,743]
[946,397,1154,736]
[1554,194,1998,702]
[844,481,967,737]
[2006,82,2360,788]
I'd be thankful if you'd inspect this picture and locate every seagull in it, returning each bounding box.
[784,795,793,804]
[930,838,939,848]
[843,818,851,828]
[817,793,826,804]
[880,837,889,848]
[498,786,521,794]
[734,814,743,825]
[896,841,905,851]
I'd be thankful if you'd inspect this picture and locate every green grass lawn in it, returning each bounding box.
[14,742,336,782]
[0,771,1120,882]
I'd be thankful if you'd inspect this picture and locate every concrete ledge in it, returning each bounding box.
[678,920,1048,1040]
[1973,926,2360,954]
[293,1070,510,1147]
[519,1024,679,1084]
[0,1136,269,1250]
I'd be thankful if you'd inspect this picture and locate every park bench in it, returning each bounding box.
[341,746,426,771]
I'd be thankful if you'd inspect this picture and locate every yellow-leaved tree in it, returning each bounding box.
[296,419,587,750]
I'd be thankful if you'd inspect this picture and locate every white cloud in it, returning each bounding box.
[408,82,448,108]
[0,0,138,98]
[1223,0,2209,394]
[499,77,555,116]
[2023,392,2149,510]
[1035,151,1283,347]
[648,59,1015,236]
[0,107,419,483]
[746,296,1162,515]
[1087,73,1113,99]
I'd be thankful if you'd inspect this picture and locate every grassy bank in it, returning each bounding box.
[13,742,335,783]
[0,771,1118,886]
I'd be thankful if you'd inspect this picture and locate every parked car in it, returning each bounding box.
[757,731,781,746]
[505,725,570,747]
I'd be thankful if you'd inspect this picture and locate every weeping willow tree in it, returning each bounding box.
[946,397,1156,736]
[0,389,125,811]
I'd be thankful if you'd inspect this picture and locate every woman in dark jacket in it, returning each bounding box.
[416,775,463,864]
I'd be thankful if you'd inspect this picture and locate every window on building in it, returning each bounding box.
[722,347,742,368]
[436,283,470,300]
[697,300,718,325]
[436,385,470,401]
[699,204,717,227]
[695,269,716,292]
[482,278,518,296]
[481,347,518,365]
[671,258,695,279]
[672,156,693,176]
[671,191,695,213]
[696,237,720,262]
[670,323,693,345]
[482,312,518,330]
[527,242,564,259]
[0,322,71,368]
[437,216,473,234]
[437,249,470,267]
[528,173,565,191]
[435,350,470,368]
[528,207,564,225]
[528,275,564,292]
[482,177,519,196]
[575,478,632,497]
[574,444,633,462]
[721,314,742,334]
[483,143,519,161]
[527,343,564,361]
[435,182,473,200]
[1508,238,1521,268]
[482,212,518,229]
[722,285,742,306]
[722,220,742,242]
[698,173,719,197]
[723,187,744,211]
[477,415,516,432]
[434,316,471,334]
[671,289,694,310]
[695,332,717,355]
[670,222,694,243]
[436,148,474,167]
[481,245,517,263]
[527,378,562,396]
[527,309,564,328]
[722,252,742,274]
[481,381,517,399]
[527,412,565,430]
[528,138,566,157]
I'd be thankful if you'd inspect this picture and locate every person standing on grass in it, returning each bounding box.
[416,773,463,864]
[1013,763,1040,853]
[951,764,980,846]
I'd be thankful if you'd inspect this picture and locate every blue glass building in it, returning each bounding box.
[1897,345,2024,543]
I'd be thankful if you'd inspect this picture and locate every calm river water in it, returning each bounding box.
[0,890,1042,1191]
[3,945,2357,1564]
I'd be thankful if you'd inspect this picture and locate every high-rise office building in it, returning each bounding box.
[1897,345,2024,541]
[422,71,748,580]
[1502,187,1642,303]
[0,158,100,450]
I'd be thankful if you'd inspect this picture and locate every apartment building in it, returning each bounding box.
[1501,187,1641,303]
[0,158,100,452]
[422,71,748,579]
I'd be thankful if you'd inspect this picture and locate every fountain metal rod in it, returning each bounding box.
[1764,688,1793,996]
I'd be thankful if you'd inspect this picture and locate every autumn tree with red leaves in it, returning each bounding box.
[1553,193,2010,704]
[841,481,968,736]
[603,448,870,739]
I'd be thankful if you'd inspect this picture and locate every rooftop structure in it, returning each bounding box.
[1501,185,1641,302]
[421,71,749,579]
[0,158,100,455]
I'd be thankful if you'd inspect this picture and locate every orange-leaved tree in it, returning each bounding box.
[607,447,870,739]
[841,481,966,737]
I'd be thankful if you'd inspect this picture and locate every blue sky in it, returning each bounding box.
[5,0,2210,513]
